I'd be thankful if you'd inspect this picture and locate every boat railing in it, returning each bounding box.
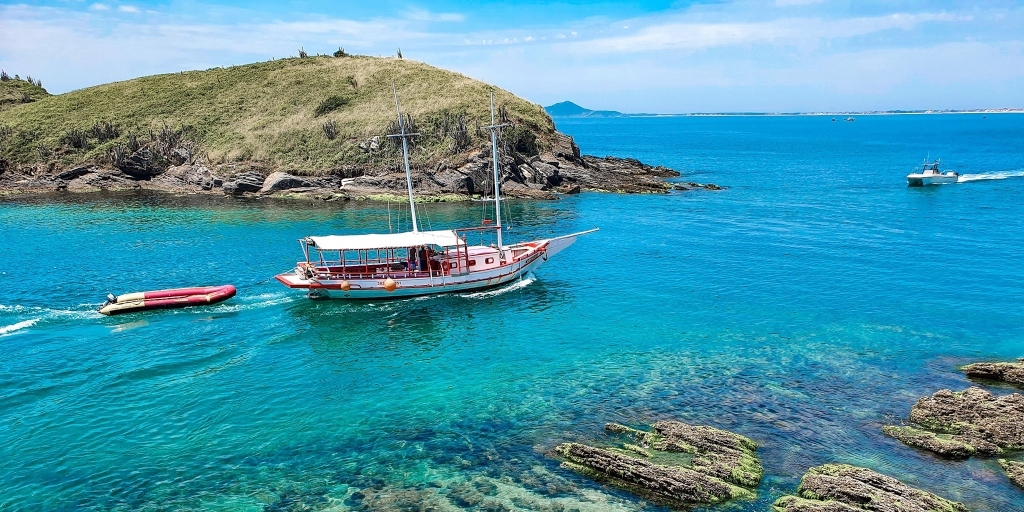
[302,261,460,280]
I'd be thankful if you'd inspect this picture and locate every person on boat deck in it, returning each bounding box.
[418,246,429,271]
[407,247,417,271]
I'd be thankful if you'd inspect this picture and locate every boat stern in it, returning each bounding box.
[275,272,314,289]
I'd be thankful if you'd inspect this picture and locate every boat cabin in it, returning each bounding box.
[921,160,941,175]
[297,227,506,280]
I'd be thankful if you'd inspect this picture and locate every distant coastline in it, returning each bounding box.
[546,101,1024,118]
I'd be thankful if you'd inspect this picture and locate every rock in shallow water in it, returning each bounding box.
[999,459,1024,489]
[555,421,762,508]
[884,387,1024,458]
[961,360,1024,387]
[771,464,968,512]
[881,426,977,459]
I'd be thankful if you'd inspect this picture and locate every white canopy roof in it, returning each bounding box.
[307,230,463,251]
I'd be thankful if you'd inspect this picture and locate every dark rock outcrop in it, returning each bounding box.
[55,165,95,181]
[64,169,141,191]
[555,421,761,508]
[553,155,679,194]
[2,130,704,201]
[673,182,722,191]
[117,148,163,178]
[221,172,264,195]
[884,387,1024,458]
[961,360,1024,387]
[772,464,968,512]
[999,459,1024,489]
[260,171,312,193]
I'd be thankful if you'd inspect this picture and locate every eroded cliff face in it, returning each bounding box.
[0,131,696,200]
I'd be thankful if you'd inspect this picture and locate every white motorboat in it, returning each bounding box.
[275,88,596,299]
[907,159,959,186]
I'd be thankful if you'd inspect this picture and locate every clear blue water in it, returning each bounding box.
[2,114,1024,511]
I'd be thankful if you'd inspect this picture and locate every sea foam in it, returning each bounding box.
[958,169,1024,182]
[0,318,39,336]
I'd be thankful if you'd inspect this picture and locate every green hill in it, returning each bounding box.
[0,75,50,110]
[0,55,554,176]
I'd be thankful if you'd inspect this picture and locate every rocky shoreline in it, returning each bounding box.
[0,132,720,202]
[545,358,1024,510]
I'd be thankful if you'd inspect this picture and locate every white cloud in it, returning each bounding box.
[565,12,967,54]
[0,4,432,93]
[404,8,464,23]
[88,3,109,10]
[0,1,1020,112]
[118,5,139,13]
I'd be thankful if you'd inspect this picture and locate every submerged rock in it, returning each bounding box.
[884,387,1024,457]
[345,486,446,511]
[771,464,968,512]
[999,459,1024,489]
[555,421,762,508]
[961,360,1024,387]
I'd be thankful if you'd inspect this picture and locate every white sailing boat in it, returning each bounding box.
[275,88,596,299]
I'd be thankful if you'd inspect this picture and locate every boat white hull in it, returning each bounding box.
[908,174,958,186]
[275,231,592,300]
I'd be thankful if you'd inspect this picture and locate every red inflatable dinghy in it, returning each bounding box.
[99,285,236,315]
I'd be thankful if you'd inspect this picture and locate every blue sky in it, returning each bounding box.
[1,0,1022,112]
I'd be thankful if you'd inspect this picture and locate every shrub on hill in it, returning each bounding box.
[315,95,349,117]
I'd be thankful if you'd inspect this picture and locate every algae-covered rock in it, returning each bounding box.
[961,360,1024,387]
[771,464,968,512]
[555,420,762,508]
[606,421,763,488]
[883,387,1024,458]
[999,459,1024,489]
[881,425,977,459]
[772,495,863,512]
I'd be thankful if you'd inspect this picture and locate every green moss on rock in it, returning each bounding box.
[554,421,762,508]
[773,464,968,512]
[882,425,977,459]
[999,459,1024,489]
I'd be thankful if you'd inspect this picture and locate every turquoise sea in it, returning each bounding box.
[2,114,1024,511]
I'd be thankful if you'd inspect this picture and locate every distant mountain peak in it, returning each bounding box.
[545,101,624,118]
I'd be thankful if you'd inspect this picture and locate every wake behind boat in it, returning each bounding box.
[275,88,596,300]
[908,159,959,186]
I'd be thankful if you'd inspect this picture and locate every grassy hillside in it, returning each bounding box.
[0,56,554,175]
[0,76,50,110]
